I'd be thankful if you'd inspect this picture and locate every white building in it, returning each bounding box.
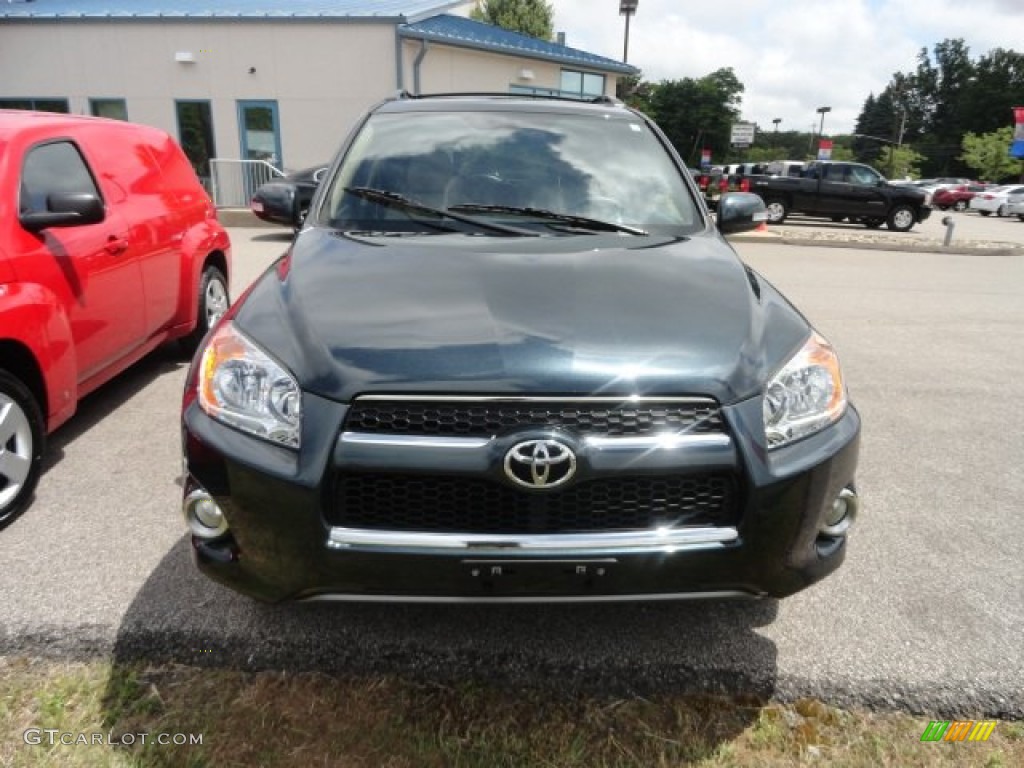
[1,0,636,202]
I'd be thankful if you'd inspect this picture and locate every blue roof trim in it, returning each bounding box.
[0,1,460,20]
[400,15,637,75]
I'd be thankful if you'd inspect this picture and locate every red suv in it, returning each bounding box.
[0,110,231,528]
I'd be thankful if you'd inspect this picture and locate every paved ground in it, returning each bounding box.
[1,222,1021,718]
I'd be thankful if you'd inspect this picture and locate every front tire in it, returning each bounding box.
[953,200,968,212]
[887,205,916,232]
[997,205,1007,217]
[765,199,788,224]
[0,370,44,530]
[182,265,230,352]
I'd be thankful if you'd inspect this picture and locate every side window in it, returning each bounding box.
[823,165,847,182]
[849,166,880,186]
[20,141,101,215]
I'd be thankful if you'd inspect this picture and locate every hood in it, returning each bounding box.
[236,229,810,405]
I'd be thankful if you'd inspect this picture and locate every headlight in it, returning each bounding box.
[198,322,302,448]
[763,332,847,449]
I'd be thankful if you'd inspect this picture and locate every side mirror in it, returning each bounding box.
[292,187,316,230]
[717,192,769,234]
[20,192,105,233]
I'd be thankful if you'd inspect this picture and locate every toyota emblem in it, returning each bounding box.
[503,439,577,489]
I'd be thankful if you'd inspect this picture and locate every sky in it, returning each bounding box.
[550,0,1024,136]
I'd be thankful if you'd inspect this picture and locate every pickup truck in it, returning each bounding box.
[749,161,931,231]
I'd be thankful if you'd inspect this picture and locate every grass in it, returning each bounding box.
[1,655,1021,767]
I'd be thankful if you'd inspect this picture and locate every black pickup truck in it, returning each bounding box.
[749,161,931,231]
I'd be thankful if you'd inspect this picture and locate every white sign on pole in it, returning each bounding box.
[730,122,756,147]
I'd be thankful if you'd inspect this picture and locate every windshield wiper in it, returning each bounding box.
[344,187,537,236]
[446,204,649,236]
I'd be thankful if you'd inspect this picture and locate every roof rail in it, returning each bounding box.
[404,92,625,105]
[589,95,624,106]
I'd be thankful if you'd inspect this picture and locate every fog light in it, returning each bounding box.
[820,487,858,537]
[184,489,229,539]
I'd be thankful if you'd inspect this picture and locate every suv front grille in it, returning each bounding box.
[330,473,737,534]
[343,399,724,437]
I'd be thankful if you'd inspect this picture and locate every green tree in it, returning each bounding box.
[873,145,926,180]
[825,144,856,162]
[616,73,653,114]
[962,48,1024,134]
[470,0,553,40]
[960,126,1024,182]
[855,39,1024,177]
[647,68,744,165]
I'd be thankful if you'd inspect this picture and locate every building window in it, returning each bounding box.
[508,84,562,97]
[176,100,216,192]
[90,99,128,121]
[0,98,70,113]
[559,70,606,100]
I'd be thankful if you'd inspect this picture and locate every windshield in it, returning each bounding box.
[318,108,702,236]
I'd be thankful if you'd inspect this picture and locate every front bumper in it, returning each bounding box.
[182,393,860,602]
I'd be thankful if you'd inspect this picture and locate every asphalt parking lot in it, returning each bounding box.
[0,216,1021,718]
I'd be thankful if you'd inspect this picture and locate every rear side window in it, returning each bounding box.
[20,141,101,215]
[145,135,204,191]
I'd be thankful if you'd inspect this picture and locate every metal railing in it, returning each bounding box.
[209,158,284,208]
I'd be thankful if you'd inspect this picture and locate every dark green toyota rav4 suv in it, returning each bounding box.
[181,94,860,603]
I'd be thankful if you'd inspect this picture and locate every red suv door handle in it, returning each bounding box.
[105,236,129,255]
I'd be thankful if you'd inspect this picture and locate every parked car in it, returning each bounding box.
[968,184,1024,216]
[1005,193,1024,221]
[0,110,231,528]
[931,183,987,212]
[250,165,328,229]
[181,94,860,603]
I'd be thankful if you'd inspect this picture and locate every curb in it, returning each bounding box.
[728,232,1024,256]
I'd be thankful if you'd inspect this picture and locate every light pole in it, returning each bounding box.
[772,117,781,150]
[810,106,830,158]
[619,0,639,64]
[816,106,831,138]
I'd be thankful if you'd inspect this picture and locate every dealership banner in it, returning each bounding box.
[818,139,833,161]
[701,148,712,167]
[1012,107,1024,158]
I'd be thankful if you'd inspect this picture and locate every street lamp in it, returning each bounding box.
[816,106,831,138]
[619,0,639,64]
[808,106,831,158]
[772,117,781,149]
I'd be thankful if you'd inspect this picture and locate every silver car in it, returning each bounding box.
[968,184,1024,216]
